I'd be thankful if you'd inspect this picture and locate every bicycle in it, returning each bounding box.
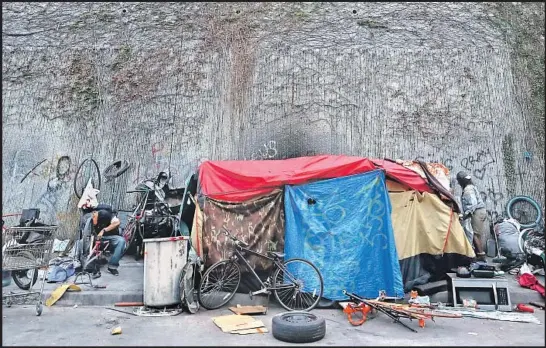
[73,233,111,287]
[123,186,181,260]
[197,226,324,311]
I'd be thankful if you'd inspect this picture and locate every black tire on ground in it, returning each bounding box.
[272,312,326,343]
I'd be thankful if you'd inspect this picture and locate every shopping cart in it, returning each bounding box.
[2,225,57,316]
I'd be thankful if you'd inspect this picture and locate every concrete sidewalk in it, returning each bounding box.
[2,255,544,308]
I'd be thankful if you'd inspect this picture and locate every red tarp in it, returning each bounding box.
[371,159,434,194]
[199,155,433,202]
[199,155,376,202]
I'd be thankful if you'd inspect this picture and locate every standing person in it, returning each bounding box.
[456,171,488,259]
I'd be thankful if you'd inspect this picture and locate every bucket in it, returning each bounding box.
[486,239,497,258]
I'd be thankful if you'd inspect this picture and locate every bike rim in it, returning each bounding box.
[13,270,33,286]
[199,262,240,309]
[274,259,322,311]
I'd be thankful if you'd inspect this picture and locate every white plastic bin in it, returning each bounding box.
[143,236,189,307]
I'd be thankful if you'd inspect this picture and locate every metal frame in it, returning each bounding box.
[2,226,57,316]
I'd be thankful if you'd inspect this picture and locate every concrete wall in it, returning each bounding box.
[2,2,544,239]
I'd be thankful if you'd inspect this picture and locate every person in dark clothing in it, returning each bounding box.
[89,209,125,276]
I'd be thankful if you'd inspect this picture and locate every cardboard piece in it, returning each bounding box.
[231,327,269,335]
[212,314,267,335]
[229,305,268,315]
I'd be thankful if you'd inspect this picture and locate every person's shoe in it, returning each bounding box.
[107,268,119,276]
[91,271,101,279]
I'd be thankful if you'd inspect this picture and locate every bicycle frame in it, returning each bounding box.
[229,244,300,292]
[83,236,110,270]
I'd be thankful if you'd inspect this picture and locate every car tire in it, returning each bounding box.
[272,311,326,343]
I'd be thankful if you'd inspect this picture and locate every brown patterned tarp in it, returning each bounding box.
[201,189,285,271]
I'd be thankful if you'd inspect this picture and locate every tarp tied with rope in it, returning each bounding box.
[284,170,404,300]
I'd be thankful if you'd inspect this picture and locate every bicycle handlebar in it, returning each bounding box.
[221,227,248,247]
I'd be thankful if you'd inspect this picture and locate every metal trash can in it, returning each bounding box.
[143,236,189,307]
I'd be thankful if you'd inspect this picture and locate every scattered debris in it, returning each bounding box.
[212,314,267,335]
[105,307,137,316]
[45,284,81,307]
[133,306,183,317]
[111,327,122,335]
[229,305,268,315]
[437,309,541,324]
[342,290,461,333]
[529,301,545,310]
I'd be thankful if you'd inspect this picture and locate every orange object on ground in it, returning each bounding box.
[343,303,371,326]
[516,304,535,313]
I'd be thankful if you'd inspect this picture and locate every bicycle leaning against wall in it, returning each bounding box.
[197,226,324,311]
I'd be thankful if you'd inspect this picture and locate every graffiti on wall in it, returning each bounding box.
[460,148,496,180]
[132,142,181,184]
[414,148,506,222]
[248,141,278,160]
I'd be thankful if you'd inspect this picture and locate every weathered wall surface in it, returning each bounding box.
[2,2,544,239]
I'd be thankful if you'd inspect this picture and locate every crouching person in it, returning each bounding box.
[92,209,125,276]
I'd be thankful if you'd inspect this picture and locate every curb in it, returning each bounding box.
[43,290,277,308]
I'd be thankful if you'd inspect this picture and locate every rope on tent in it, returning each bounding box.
[441,209,455,254]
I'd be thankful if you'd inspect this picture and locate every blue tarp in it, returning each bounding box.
[284,169,404,300]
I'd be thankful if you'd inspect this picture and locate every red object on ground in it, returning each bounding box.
[518,273,546,298]
[199,155,435,202]
[198,155,377,202]
[516,303,535,313]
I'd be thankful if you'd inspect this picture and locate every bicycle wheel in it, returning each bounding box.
[197,260,241,310]
[73,158,101,199]
[11,251,38,290]
[121,219,137,256]
[180,262,199,314]
[506,196,542,228]
[12,269,38,290]
[273,258,323,311]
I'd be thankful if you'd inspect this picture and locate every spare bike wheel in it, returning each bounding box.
[180,263,199,314]
[272,311,326,343]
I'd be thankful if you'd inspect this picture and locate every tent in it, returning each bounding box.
[192,155,473,297]
[389,190,475,291]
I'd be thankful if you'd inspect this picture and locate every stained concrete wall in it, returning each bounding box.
[2,2,544,239]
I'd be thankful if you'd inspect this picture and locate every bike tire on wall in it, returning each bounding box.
[73,158,101,199]
[103,160,131,182]
[506,195,542,228]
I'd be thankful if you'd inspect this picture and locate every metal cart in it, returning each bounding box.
[2,225,57,316]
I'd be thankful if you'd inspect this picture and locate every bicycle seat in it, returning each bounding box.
[268,251,285,259]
